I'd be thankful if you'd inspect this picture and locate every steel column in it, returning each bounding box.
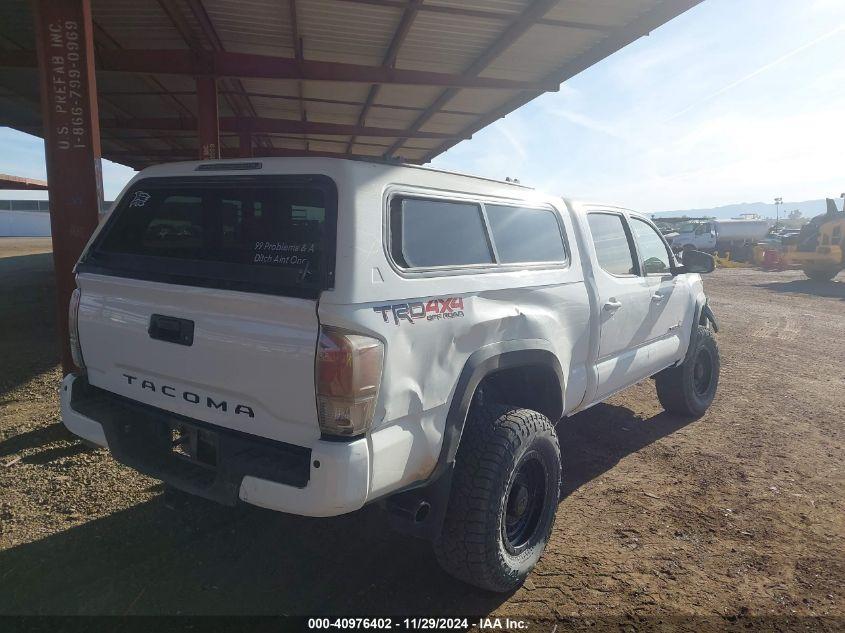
[32,0,103,375]
[238,131,252,157]
[196,76,219,159]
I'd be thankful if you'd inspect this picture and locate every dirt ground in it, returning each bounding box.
[0,237,843,630]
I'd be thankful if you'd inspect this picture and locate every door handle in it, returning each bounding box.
[603,299,623,311]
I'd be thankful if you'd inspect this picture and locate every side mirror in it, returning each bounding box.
[679,249,715,274]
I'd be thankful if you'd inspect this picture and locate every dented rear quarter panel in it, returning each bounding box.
[317,164,592,495]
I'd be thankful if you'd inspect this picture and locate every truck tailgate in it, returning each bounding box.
[72,173,337,446]
[77,273,320,446]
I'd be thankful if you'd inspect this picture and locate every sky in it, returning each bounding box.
[432,0,845,212]
[2,0,844,213]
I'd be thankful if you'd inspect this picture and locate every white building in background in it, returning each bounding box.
[0,200,113,237]
[0,200,50,236]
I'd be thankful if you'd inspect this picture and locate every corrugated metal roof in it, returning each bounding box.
[398,12,504,74]
[301,0,402,66]
[92,0,190,50]
[0,0,701,168]
[483,23,606,80]
[430,0,529,16]
[544,0,659,27]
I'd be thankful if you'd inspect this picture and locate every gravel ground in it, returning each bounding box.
[0,238,842,631]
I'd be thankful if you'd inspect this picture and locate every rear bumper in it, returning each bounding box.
[60,373,370,517]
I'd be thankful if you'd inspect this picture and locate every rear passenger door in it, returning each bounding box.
[585,212,654,399]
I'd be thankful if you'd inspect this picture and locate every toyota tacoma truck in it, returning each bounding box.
[61,158,719,592]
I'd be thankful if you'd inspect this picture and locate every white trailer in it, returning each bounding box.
[671,218,773,255]
[714,218,773,243]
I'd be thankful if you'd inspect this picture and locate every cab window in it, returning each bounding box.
[587,212,638,276]
[630,217,672,275]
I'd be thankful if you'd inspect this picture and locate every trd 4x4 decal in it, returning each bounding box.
[373,297,465,325]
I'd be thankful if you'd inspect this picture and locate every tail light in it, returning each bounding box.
[68,287,85,370]
[316,327,384,437]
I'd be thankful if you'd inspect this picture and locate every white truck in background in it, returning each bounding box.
[671,218,773,255]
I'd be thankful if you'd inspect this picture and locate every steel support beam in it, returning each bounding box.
[97,89,480,116]
[98,116,460,139]
[331,0,613,30]
[289,0,306,127]
[0,49,556,91]
[104,147,424,163]
[31,0,103,374]
[196,76,219,159]
[98,132,393,150]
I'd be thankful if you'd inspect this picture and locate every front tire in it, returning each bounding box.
[434,405,561,592]
[656,325,720,417]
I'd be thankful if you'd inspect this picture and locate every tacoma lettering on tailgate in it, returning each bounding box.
[122,374,255,418]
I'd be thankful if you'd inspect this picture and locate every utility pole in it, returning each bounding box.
[774,197,783,226]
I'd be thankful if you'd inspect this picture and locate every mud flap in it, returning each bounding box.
[701,302,719,333]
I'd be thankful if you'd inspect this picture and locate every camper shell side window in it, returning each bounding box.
[386,192,569,275]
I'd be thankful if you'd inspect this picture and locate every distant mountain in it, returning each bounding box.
[651,199,842,221]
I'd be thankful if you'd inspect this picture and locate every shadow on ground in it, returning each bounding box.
[558,404,695,497]
[0,252,59,399]
[757,278,845,300]
[0,423,69,459]
[0,403,695,615]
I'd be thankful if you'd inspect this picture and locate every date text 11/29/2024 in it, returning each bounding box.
[307,618,530,630]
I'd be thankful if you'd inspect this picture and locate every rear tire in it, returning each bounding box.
[803,267,838,281]
[656,325,720,418]
[434,405,561,592]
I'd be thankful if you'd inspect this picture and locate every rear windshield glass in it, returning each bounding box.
[82,175,336,298]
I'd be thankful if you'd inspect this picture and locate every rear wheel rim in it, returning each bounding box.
[693,348,714,396]
[503,453,547,554]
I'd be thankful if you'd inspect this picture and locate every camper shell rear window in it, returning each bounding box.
[79,175,337,299]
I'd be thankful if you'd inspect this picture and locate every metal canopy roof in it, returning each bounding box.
[0,0,699,170]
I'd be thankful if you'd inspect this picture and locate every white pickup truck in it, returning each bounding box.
[61,158,720,591]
